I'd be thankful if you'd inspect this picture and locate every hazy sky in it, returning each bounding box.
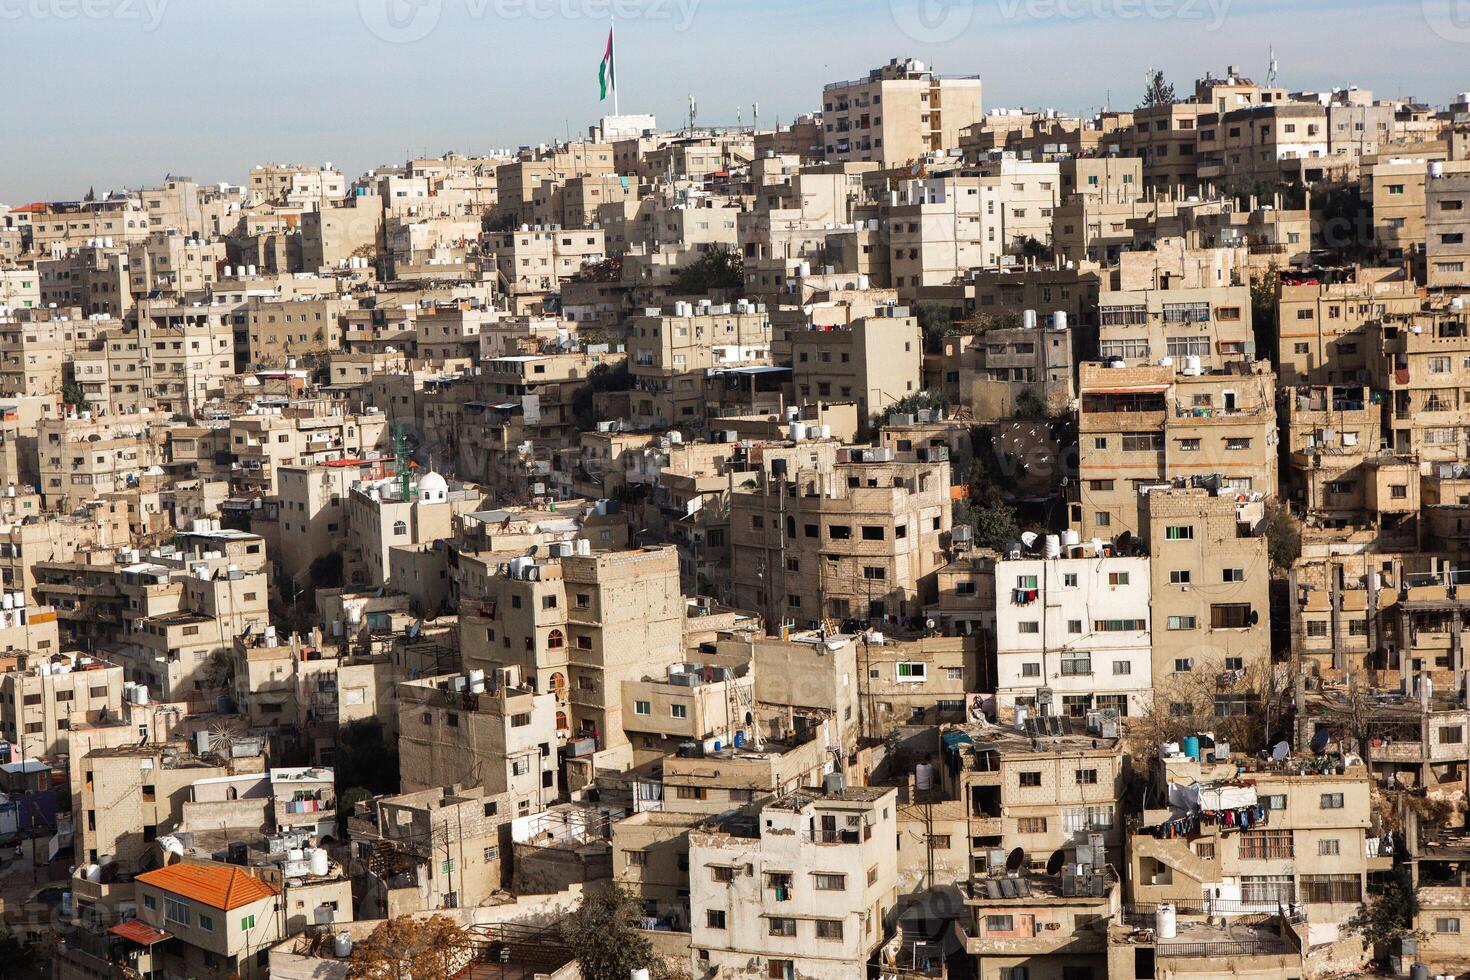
[3,0,1468,202]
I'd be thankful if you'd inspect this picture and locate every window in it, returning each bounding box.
[1239,830,1294,859]
[813,873,845,890]
[897,662,927,681]
[1307,620,1328,638]
[1166,525,1194,540]
[1262,794,1287,811]
[1060,650,1091,676]
[1211,604,1252,629]
[1112,660,1131,675]
[1437,918,1462,934]
[1018,621,1040,634]
[861,525,885,541]
[768,962,794,980]
[1019,771,1041,787]
[1319,839,1341,856]
[1166,615,1197,630]
[1021,663,1041,677]
[1094,619,1146,632]
[1241,875,1295,905]
[1075,768,1098,785]
[1223,568,1245,583]
[671,704,688,719]
[768,917,797,937]
[1169,570,1191,585]
[1442,726,1465,744]
[1063,805,1114,831]
[985,915,1015,933]
[1301,874,1360,903]
[815,920,844,940]
[706,909,727,929]
[1067,619,1082,633]
[1017,816,1047,833]
[1108,571,1130,586]
[165,898,191,925]
[241,913,256,930]
[633,701,650,716]
[1320,793,1345,809]
[1122,434,1162,452]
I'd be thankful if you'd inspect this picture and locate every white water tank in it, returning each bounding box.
[1062,529,1081,548]
[288,848,306,863]
[334,932,353,958]
[915,762,934,792]
[1430,161,1446,179]
[467,670,487,694]
[309,848,330,877]
[1043,535,1062,559]
[1022,309,1038,330]
[1052,311,1068,331]
[1156,902,1177,939]
[132,685,149,705]
[788,421,805,442]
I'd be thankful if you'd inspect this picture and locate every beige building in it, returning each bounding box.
[821,58,982,165]
[0,654,122,762]
[730,447,951,626]
[788,309,923,421]
[1426,168,1470,288]
[1097,283,1254,371]
[1074,361,1278,539]
[134,861,283,980]
[1276,270,1420,386]
[628,303,771,428]
[687,785,899,979]
[1140,486,1270,685]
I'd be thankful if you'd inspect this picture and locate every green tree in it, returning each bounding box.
[559,884,660,980]
[1250,267,1281,360]
[1264,500,1301,574]
[1141,69,1176,107]
[61,380,90,412]
[953,498,1021,552]
[309,552,345,589]
[1345,866,1421,950]
[914,301,957,354]
[673,245,743,294]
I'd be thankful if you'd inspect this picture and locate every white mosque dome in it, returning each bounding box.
[417,470,448,503]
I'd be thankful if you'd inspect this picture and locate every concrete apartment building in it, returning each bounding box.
[1074,360,1278,539]
[485,225,606,313]
[0,654,123,762]
[1130,751,1379,919]
[1426,168,1470,288]
[228,408,388,495]
[1369,308,1470,460]
[729,446,951,627]
[461,546,686,770]
[342,470,480,588]
[994,549,1152,721]
[133,299,238,414]
[621,659,753,766]
[38,412,164,511]
[628,303,772,428]
[349,786,512,917]
[1139,486,1270,685]
[938,313,1076,418]
[275,458,385,588]
[1197,102,1329,187]
[885,176,1002,288]
[971,154,1061,252]
[134,862,283,980]
[821,58,982,165]
[396,669,560,815]
[1276,269,1421,386]
[1096,283,1253,371]
[244,296,349,366]
[788,308,923,420]
[687,785,899,979]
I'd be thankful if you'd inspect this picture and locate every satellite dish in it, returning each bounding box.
[1270,741,1291,762]
[527,545,539,557]
[1006,847,1027,873]
[1115,530,1133,552]
[1045,849,1066,876]
[1020,532,1039,548]
[1310,728,1331,754]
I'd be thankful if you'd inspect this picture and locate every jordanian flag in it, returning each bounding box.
[598,28,615,101]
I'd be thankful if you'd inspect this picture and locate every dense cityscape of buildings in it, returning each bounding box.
[5,52,1470,980]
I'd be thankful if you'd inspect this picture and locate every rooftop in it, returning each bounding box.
[135,862,279,910]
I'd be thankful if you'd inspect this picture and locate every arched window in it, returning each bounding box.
[547,629,565,650]
[391,520,407,536]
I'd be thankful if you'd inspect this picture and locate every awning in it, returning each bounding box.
[1083,384,1170,395]
[109,921,171,946]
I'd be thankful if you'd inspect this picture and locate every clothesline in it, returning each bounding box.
[1142,804,1268,839]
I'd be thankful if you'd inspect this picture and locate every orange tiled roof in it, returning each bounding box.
[135,863,279,911]
[109,921,170,946]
